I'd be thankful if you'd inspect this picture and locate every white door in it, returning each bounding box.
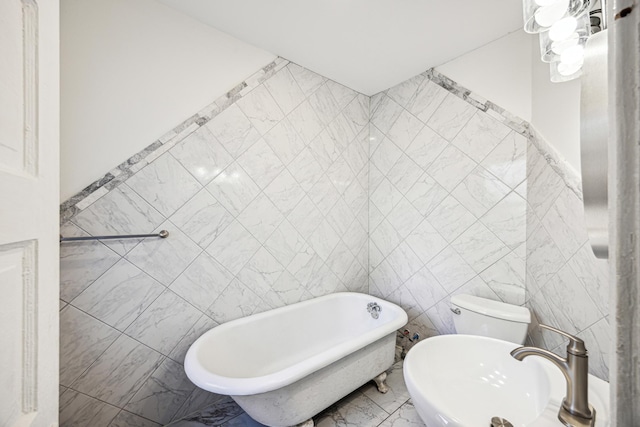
[0,0,60,426]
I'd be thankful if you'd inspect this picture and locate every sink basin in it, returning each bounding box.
[403,335,610,427]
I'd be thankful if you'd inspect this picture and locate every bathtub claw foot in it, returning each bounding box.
[296,418,314,427]
[373,372,389,393]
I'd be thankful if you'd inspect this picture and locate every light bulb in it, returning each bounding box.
[534,0,558,5]
[534,0,570,27]
[561,44,585,64]
[551,33,579,54]
[558,61,582,76]
[549,17,578,41]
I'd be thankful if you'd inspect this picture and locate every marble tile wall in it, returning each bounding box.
[59,58,370,426]
[366,70,529,345]
[524,130,611,381]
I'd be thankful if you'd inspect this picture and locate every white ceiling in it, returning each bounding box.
[157,0,523,95]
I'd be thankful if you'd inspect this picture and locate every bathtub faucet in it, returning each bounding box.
[367,302,382,319]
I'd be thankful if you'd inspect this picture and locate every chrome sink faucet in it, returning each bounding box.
[510,324,595,427]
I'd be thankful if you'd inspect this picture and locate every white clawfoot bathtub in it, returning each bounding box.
[184,292,408,427]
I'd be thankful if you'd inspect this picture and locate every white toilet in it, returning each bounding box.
[450,294,531,344]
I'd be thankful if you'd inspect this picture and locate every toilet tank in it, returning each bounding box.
[450,294,531,344]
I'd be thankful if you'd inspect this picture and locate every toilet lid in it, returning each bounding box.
[451,294,531,323]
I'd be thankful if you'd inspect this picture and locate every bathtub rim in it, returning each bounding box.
[184,292,408,396]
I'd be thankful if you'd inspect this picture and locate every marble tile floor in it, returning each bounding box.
[166,361,425,427]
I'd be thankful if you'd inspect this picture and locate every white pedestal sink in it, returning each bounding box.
[403,335,609,427]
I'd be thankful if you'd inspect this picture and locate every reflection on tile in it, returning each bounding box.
[125,221,202,286]
[60,222,121,301]
[481,132,526,189]
[72,259,164,331]
[126,153,202,217]
[72,334,164,407]
[170,126,233,185]
[125,289,202,355]
[59,389,120,427]
[170,190,234,249]
[206,163,261,216]
[125,358,195,424]
[59,306,120,387]
[170,252,234,312]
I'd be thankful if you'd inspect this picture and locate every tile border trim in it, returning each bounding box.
[60,57,290,224]
[59,59,580,222]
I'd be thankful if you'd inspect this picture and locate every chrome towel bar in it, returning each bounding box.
[59,230,169,243]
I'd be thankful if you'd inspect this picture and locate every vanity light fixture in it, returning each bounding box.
[522,0,605,82]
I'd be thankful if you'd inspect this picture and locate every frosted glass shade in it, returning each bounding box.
[523,0,590,33]
[550,57,584,82]
[539,10,590,62]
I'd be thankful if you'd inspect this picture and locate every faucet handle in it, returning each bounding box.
[539,324,588,356]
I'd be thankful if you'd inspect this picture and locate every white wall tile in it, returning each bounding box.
[125,289,202,355]
[263,67,306,115]
[125,221,201,286]
[262,118,306,166]
[170,126,233,185]
[426,196,476,242]
[427,145,476,192]
[451,222,510,274]
[426,93,476,141]
[405,173,448,216]
[451,166,510,218]
[386,109,424,151]
[404,125,448,170]
[60,306,120,387]
[205,162,261,216]
[169,190,234,249]
[72,334,164,407]
[204,104,261,158]
[237,139,285,189]
[451,111,511,162]
[72,259,164,331]
[405,79,448,123]
[481,131,527,189]
[237,193,285,243]
[205,220,261,275]
[170,252,234,312]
